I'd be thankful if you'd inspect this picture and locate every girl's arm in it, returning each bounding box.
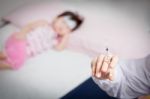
[20,20,49,35]
[54,34,69,51]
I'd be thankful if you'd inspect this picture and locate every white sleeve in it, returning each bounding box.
[92,55,150,99]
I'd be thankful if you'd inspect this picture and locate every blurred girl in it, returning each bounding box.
[0,11,83,70]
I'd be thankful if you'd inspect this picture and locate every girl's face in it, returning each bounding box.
[52,17,72,36]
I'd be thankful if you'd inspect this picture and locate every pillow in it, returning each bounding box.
[3,1,150,59]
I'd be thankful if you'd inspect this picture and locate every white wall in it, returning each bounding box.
[0,0,149,23]
[0,0,54,18]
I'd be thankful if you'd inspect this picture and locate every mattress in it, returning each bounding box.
[0,24,91,99]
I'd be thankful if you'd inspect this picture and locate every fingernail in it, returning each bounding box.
[109,73,113,77]
[97,73,101,78]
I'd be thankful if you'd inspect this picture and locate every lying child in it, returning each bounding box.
[0,11,83,70]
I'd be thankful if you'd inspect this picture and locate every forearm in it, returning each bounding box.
[54,41,67,51]
[20,26,32,35]
[55,44,64,51]
[20,20,49,34]
[54,35,69,51]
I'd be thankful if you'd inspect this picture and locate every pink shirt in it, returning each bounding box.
[26,25,56,57]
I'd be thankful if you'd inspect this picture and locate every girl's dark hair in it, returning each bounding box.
[57,11,84,31]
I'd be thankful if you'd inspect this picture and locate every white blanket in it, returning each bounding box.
[0,24,91,99]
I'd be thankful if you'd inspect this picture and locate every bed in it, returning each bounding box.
[0,23,91,99]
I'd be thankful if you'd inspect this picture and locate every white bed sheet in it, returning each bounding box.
[0,24,91,99]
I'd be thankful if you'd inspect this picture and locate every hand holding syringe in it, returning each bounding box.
[91,47,119,81]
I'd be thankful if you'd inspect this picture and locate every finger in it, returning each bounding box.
[109,55,119,69]
[95,55,105,78]
[108,68,115,81]
[108,56,118,81]
[91,57,98,76]
[101,55,112,74]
